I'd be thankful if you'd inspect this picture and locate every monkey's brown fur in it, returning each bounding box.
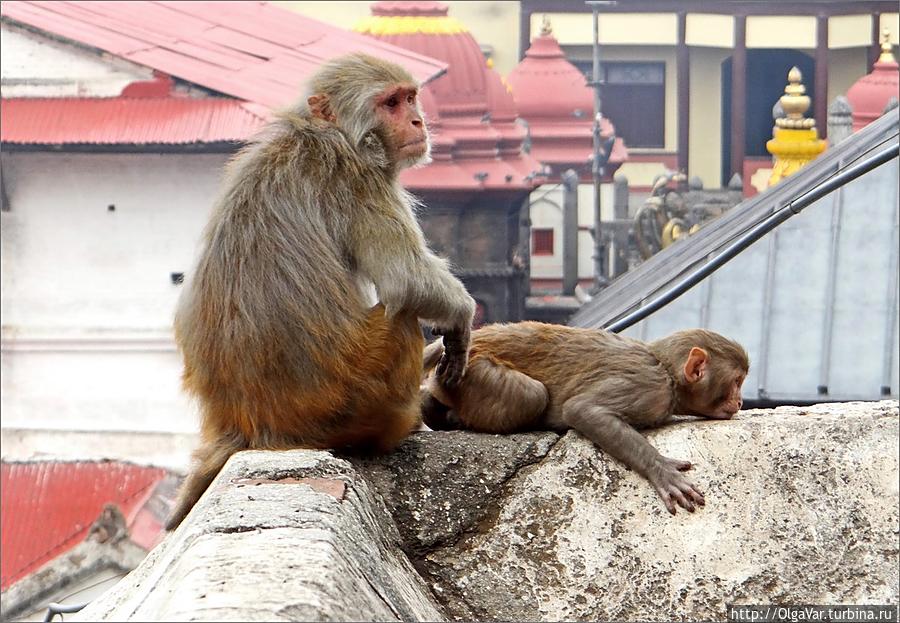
[423,323,749,515]
[167,54,475,529]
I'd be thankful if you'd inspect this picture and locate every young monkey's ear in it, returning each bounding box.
[308,94,336,123]
[683,347,708,384]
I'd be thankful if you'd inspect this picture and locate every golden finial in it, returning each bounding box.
[776,67,815,129]
[879,27,896,63]
[540,14,552,37]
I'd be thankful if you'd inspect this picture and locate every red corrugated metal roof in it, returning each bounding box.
[0,1,448,109]
[1,460,168,590]
[1,97,266,145]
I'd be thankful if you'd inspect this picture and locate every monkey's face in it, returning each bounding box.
[677,345,747,419]
[373,84,431,169]
[701,372,745,419]
[683,370,746,419]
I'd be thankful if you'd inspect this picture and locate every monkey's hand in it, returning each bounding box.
[432,326,470,388]
[648,456,705,515]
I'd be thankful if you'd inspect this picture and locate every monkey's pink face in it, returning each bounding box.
[374,84,430,167]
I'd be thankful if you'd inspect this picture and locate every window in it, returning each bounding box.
[574,61,666,149]
[531,228,555,256]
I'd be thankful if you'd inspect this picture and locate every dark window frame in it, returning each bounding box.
[572,60,667,149]
[531,228,555,256]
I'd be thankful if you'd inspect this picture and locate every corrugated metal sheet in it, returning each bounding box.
[0,1,448,109]
[0,460,167,590]
[1,97,266,144]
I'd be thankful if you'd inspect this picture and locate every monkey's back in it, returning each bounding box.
[468,322,673,420]
[175,115,415,447]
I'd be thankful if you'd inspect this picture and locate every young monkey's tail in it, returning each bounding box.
[165,438,243,530]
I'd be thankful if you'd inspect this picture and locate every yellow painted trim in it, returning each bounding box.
[353,15,468,36]
[530,12,677,46]
[685,14,734,48]
[828,15,873,49]
[615,161,671,188]
[747,16,816,49]
[688,47,728,186]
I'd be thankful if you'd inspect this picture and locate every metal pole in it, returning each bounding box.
[587,1,616,291]
[562,169,580,296]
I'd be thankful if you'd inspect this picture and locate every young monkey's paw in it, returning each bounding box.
[651,460,705,515]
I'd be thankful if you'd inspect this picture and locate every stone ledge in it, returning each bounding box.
[76,401,899,622]
[74,451,444,622]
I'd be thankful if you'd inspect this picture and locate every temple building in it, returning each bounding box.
[506,18,628,293]
[515,0,898,193]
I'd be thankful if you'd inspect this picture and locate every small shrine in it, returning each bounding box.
[847,28,899,131]
[766,67,827,186]
[505,17,628,182]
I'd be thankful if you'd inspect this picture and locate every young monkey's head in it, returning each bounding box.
[654,329,750,419]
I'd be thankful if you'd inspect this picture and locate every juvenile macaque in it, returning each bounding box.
[167,53,475,529]
[422,323,749,515]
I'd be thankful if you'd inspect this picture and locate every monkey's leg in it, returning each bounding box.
[344,306,425,453]
[556,396,705,515]
[437,356,549,434]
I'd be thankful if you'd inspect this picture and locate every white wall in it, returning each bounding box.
[1,152,230,433]
[528,181,614,283]
[1,23,151,97]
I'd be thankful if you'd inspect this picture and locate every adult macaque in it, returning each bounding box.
[422,324,749,515]
[167,54,475,530]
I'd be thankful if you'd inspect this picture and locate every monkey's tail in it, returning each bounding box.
[165,439,243,530]
[422,338,445,376]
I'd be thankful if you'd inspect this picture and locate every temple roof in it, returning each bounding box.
[505,18,627,181]
[846,28,899,132]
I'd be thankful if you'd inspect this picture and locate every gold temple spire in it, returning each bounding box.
[540,14,552,37]
[879,27,896,63]
[776,67,815,130]
[766,66,826,186]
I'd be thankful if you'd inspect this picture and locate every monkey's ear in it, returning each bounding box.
[683,347,708,383]
[308,94,336,123]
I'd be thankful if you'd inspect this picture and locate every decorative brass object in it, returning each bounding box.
[766,67,826,186]
[879,27,896,63]
[776,67,815,130]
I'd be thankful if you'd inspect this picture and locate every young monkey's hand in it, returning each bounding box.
[433,326,470,388]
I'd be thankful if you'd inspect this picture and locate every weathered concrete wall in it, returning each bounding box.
[74,451,444,622]
[77,401,898,622]
[365,401,899,621]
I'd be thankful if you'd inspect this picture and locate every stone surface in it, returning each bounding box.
[350,431,559,556]
[393,402,899,621]
[74,451,445,622]
[75,401,899,622]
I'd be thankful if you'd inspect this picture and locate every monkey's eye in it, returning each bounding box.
[385,96,399,108]
[407,93,416,104]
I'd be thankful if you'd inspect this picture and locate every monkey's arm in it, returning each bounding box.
[351,202,475,384]
[555,395,705,515]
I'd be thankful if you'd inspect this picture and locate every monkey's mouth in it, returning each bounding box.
[401,139,427,149]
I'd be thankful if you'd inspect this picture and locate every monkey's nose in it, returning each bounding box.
[411,118,423,127]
